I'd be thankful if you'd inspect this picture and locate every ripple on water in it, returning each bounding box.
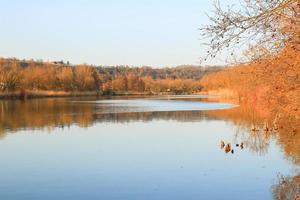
[74,99,239,114]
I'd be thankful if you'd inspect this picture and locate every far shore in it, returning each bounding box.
[0,90,193,100]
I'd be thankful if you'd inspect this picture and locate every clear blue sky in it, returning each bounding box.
[0,0,235,67]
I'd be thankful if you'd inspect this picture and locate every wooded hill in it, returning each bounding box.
[0,58,221,95]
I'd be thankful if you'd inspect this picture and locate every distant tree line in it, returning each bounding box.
[0,58,221,95]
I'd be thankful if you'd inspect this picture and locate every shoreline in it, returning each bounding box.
[0,90,192,100]
[0,90,101,100]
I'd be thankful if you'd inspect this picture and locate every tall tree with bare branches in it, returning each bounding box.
[200,0,299,62]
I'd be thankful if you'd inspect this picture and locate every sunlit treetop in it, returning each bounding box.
[200,0,299,63]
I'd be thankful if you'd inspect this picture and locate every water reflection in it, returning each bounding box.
[205,104,300,165]
[0,97,233,135]
[206,100,300,199]
[0,96,299,199]
[272,173,300,200]
[0,97,299,164]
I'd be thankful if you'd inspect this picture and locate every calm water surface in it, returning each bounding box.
[0,96,299,199]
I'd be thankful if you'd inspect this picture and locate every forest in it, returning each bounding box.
[0,58,220,97]
[199,0,299,116]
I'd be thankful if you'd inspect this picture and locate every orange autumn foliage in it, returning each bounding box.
[200,46,300,116]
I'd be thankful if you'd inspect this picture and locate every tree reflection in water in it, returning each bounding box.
[272,173,300,200]
[0,97,298,162]
[0,97,212,136]
[0,97,299,198]
[205,100,299,199]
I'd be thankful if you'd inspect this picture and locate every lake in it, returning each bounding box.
[0,96,299,200]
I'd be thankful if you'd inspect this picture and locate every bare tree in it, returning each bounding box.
[0,61,22,91]
[200,0,299,62]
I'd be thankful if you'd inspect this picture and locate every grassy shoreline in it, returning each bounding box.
[0,90,100,100]
[0,90,186,100]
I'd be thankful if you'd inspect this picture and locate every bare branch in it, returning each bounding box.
[200,0,299,62]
